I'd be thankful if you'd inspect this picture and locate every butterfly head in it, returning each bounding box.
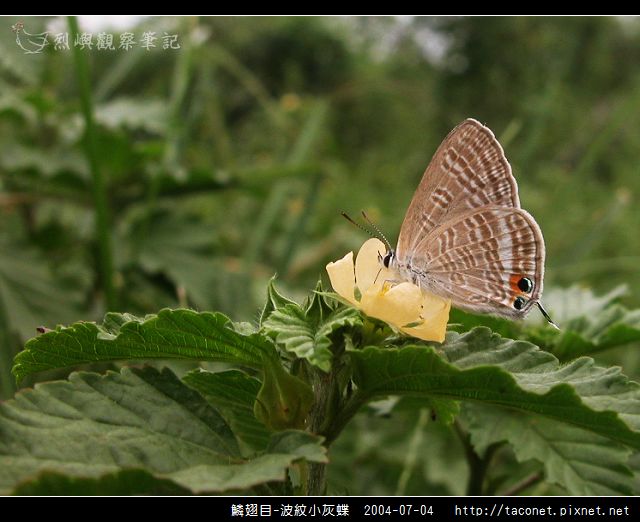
[380,249,395,269]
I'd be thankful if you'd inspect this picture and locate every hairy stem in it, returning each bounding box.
[307,461,327,495]
[305,369,333,495]
[323,390,369,446]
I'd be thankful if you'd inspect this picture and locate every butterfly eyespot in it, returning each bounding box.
[513,296,527,310]
[517,277,533,293]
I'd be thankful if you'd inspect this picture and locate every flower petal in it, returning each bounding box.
[326,251,357,305]
[401,292,451,342]
[354,238,387,294]
[361,282,424,327]
[329,239,451,343]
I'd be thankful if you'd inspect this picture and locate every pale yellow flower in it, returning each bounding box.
[326,238,451,342]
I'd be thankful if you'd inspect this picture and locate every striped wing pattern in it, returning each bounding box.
[394,118,546,318]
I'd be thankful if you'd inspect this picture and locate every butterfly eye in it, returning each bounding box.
[517,277,533,294]
[382,251,393,268]
[513,296,528,310]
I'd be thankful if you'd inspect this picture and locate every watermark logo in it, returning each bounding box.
[11,21,181,54]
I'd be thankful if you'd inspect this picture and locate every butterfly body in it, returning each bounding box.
[385,118,547,320]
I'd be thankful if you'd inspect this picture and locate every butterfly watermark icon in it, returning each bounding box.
[11,21,181,54]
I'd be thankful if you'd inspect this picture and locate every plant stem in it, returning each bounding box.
[305,368,334,495]
[395,408,429,495]
[68,16,116,311]
[323,390,369,446]
[454,420,499,496]
[306,359,359,495]
[307,461,327,495]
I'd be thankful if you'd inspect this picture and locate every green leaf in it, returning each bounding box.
[167,430,326,494]
[263,296,361,372]
[0,243,84,341]
[448,308,520,340]
[183,369,270,455]
[254,358,314,431]
[449,286,640,363]
[12,469,191,496]
[305,280,334,320]
[464,403,634,495]
[550,306,640,361]
[544,285,628,324]
[398,397,461,426]
[350,327,640,450]
[12,309,278,382]
[0,366,237,493]
[445,328,640,433]
[259,277,299,327]
[0,367,325,494]
[520,286,640,361]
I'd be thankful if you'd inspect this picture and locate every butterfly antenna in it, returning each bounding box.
[361,210,392,252]
[341,211,378,239]
[537,302,560,330]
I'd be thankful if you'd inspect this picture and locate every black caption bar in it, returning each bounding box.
[220,497,633,521]
[2,495,636,520]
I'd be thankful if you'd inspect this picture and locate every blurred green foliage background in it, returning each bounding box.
[1,16,640,493]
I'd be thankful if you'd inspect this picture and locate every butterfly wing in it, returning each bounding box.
[414,207,545,318]
[397,119,520,264]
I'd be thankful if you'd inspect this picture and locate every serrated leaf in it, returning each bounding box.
[305,281,333,321]
[12,309,278,382]
[0,366,237,493]
[167,430,326,494]
[167,431,326,494]
[259,277,299,326]
[183,369,270,454]
[264,303,361,372]
[350,327,640,450]
[445,328,640,432]
[0,367,325,494]
[464,403,633,495]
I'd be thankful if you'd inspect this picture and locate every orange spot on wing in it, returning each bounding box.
[509,274,522,294]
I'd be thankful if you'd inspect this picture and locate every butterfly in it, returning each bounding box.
[366,118,555,325]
